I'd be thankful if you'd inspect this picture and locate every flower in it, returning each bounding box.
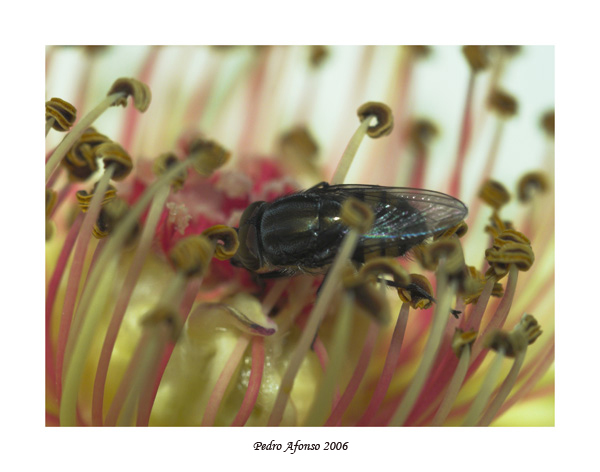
[45,45,554,426]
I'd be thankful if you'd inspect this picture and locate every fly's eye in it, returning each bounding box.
[235,201,264,271]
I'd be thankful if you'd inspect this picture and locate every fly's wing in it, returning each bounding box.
[309,184,468,259]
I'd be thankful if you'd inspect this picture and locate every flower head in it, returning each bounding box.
[46,46,554,426]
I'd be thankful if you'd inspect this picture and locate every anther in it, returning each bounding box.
[168,235,215,278]
[140,307,182,343]
[46,188,57,218]
[357,102,394,138]
[152,152,187,191]
[462,266,505,304]
[485,229,534,279]
[95,142,133,181]
[397,274,435,310]
[515,313,543,345]
[46,188,57,240]
[518,171,549,203]
[358,257,411,288]
[279,126,319,163]
[427,239,465,278]
[408,119,438,152]
[46,98,77,132]
[452,328,478,357]
[485,314,541,358]
[201,225,240,261]
[76,183,117,212]
[188,138,231,176]
[341,263,395,324]
[93,198,139,245]
[541,109,555,138]
[107,78,152,112]
[434,220,468,240]
[340,198,375,233]
[488,89,518,118]
[479,179,510,210]
[462,46,490,72]
[406,45,431,59]
[309,45,329,67]
[61,128,110,182]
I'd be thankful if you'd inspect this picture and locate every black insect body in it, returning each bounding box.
[232,182,468,279]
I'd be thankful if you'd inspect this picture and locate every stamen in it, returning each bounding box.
[473,315,541,426]
[388,274,456,425]
[331,102,393,184]
[231,336,265,426]
[46,98,77,135]
[45,213,84,398]
[358,302,410,426]
[430,329,476,425]
[46,189,57,240]
[449,47,489,196]
[55,165,115,400]
[325,320,379,426]
[202,334,251,426]
[407,119,438,189]
[304,290,354,426]
[461,345,506,426]
[91,185,171,426]
[60,159,193,425]
[46,78,151,183]
[268,198,373,426]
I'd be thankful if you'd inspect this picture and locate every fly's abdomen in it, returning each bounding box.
[353,191,429,263]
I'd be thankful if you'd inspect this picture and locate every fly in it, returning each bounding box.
[231,182,467,277]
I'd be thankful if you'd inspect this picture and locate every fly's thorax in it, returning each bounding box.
[259,193,345,268]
